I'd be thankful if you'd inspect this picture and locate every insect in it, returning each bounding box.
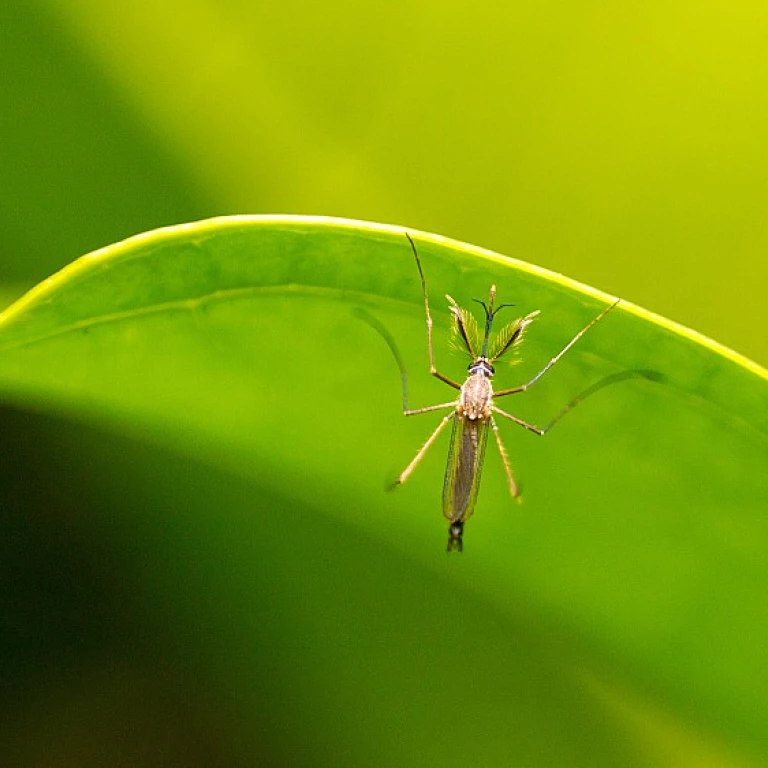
[392,234,619,552]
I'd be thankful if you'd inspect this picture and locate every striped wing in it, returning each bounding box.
[442,415,490,523]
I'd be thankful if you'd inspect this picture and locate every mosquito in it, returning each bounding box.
[392,233,620,552]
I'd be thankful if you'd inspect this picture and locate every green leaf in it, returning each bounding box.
[1,216,767,765]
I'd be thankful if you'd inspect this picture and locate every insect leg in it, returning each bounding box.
[494,299,620,398]
[494,368,661,436]
[404,402,458,417]
[490,416,521,499]
[515,368,664,435]
[390,411,455,489]
[406,233,462,391]
[354,307,454,413]
[491,405,545,436]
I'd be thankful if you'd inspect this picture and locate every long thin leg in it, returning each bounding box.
[391,411,455,489]
[495,299,620,398]
[492,403,572,437]
[535,368,663,434]
[492,405,545,436]
[492,367,659,437]
[406,233,462,391]
[354,307,453,413]
[404,402,458,417]
[490,417,520,499]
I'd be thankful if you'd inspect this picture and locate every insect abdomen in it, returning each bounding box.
[442,417,489,523]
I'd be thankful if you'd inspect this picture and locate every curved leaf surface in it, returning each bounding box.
[1,216,766,765]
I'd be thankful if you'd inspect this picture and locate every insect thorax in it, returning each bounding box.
[458,369,493,421]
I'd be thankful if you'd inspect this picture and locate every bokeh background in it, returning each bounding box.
[2,0,767,364]
[2,2,767,766]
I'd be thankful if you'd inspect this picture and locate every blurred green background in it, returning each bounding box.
[2,0,766,365]
[2,1,767,766]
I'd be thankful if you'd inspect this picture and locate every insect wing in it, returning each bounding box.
[442,416,489,523]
